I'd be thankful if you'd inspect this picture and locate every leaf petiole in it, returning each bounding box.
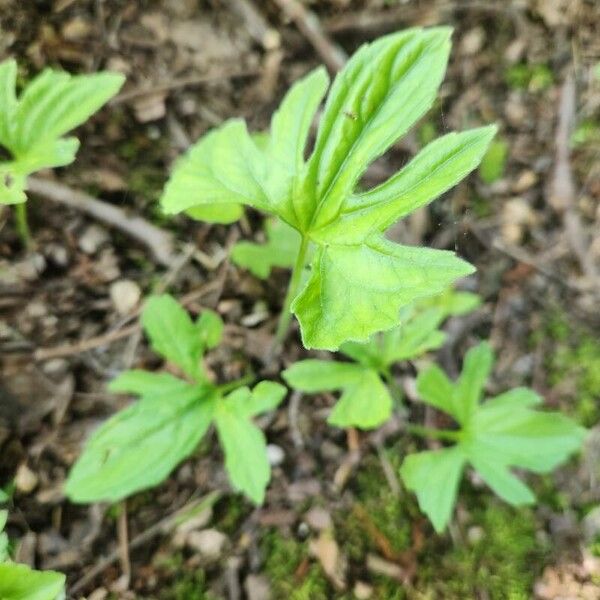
[274,235,310,344]
[215,373,256,395]
[406,424,461,443]
[14,201,31,248]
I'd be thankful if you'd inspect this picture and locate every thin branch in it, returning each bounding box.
[27,176,176,267]
[271,0,347,72]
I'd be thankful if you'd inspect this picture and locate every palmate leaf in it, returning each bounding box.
[0,563,65,600]
[400,342,587,532]
[161,28,495,350]
[0,58,124,205]
[66,295,286,505]
[284,289,479,429]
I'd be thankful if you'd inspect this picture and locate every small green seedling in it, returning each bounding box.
[283,289,480,429]
[0,59,124,241]
[66,295,286,505]
[231,218,301,279]
[160,27,496,350]
[400,342,587,533]
[0,497,65,600]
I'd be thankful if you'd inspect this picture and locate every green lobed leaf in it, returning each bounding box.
[185,203,243,224]
[65,384,216,503]
[0,562,65,600]
[401,342,587,532]
[0,60,124,206]
[293,236,474,350]
[160,28,495,350]
[283,359,392,429]
[196,309,224,350]
[231,218,302,279]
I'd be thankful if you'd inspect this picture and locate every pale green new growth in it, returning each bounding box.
[66,295,286,505]
[400,342,587,533]
[0,563,65,600]
[231,218,303,279]
[0,506,64,600]
[283,290,479,429]
[160,28,496,350]
[0,59,124,204]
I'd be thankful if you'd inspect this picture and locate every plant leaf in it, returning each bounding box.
[0,59,17,147]
[293,235,474,349]
[402,342,587,531]
[0,563,65,600]
[215,394,271,504]
[231,218,302,279]
[283,359,392,429]
[400,447,465,533]
[65,384,215,503]
[186,203,243,224]
[301,28,452,229]
[160,119,272,216]
[196,309,223,350]
[108,370,188,396]
[313,126,497,244]
[243,381,287,418]
[141,295,206,381]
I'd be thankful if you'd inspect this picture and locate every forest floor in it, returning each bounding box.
[1,0,600,598]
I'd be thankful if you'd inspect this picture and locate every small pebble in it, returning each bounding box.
[79,225,109,254]
[305,506,333,531]
[266,444,285,467]
[186,529,227,560]
[110,279,141,315]
[353,582,374,599]
[15,463,38,494]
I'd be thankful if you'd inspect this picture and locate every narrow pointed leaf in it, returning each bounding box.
[0,59,17,146]
[304,27,452,229]
[141,295,205,381]
[454,342,494,423]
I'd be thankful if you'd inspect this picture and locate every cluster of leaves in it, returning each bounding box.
[0,59,124,204]
[160,26,497,350]
[65,295,286,505]
[0,491,66,600]
[400,342,586,532]
[283,289,480,429]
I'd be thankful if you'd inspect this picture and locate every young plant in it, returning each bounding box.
[400,342,587,533]
[0,59,124,240]
[0,496,65,599]
[231,218,301,279]
[283,289,480,429]
[160,27,496,350]
[65,295,286,505]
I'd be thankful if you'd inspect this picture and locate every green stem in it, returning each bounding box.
[14,202,31,248]
[407,424,461,443]
[275,236,310,344]
[216,373,256,395]
[381,368,404,406]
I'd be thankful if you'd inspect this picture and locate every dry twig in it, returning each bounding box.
[27,176,176,267]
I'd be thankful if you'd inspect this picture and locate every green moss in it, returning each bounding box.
[338,452,412,561]
[540,310,600,426]
[261,530,331,599]
[214,495,248,535]
[505,63,553,92]
[152,552,219,600]
[419,502,545,599]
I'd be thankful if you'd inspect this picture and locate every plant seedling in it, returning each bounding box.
[231,218,301,279]
[283,289,480,429]
[66,295,286,505]
[0,59,124,241]
[0,498,65,600]
[160,27,496,350]
[400,342,587,533]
